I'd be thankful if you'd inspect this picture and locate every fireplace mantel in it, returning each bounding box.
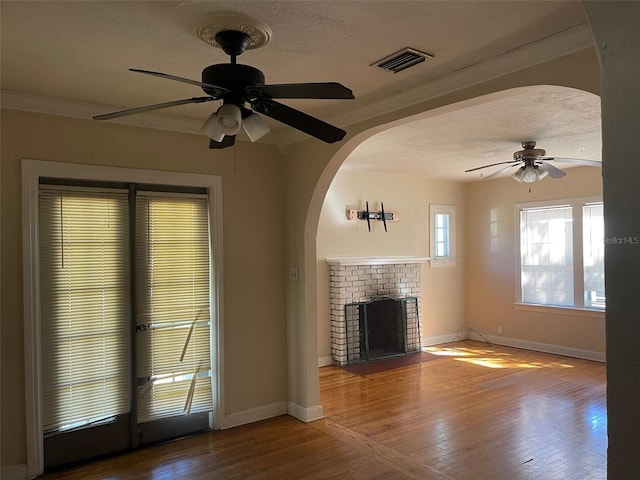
[325,256,429,266]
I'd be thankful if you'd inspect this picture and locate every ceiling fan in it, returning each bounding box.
[93,30,354,149]
[465,141,602,183]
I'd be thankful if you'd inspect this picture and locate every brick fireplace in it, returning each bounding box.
[326,257,427,366]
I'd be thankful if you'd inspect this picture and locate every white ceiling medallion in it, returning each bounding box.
[196,13,272,50]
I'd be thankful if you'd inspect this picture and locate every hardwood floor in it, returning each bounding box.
[40,341,607,479]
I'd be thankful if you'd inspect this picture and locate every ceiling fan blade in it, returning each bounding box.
[129,69,229,97]
[209,135,235,149]
[465,160,521,173]
[546,157,602,167]
[248,82,354,99]
[482,163,521,180]
[251,98,346,143]
[538,162,567,179]
[94,96,215,120]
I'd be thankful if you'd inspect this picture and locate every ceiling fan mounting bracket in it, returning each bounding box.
[215,30,252,57]
[196,14,272,52]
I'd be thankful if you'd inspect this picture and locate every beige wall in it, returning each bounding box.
[464,166,605,353]
[0,110,287,466]
[316,170,466,360]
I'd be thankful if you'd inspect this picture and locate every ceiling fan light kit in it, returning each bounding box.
[512,164,548,183]
[94,15,354,150]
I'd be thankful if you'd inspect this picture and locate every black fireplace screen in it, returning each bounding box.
[344,295,420,365]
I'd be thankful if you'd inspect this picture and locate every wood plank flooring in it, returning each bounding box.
[40,341,607,479]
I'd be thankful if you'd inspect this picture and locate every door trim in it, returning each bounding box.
[22,159,225,477]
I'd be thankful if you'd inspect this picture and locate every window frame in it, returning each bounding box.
[429,204,457,267]
[515,196,604,312]
[22,159,224,477]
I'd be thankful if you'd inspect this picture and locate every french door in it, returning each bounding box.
[39,182,214,468]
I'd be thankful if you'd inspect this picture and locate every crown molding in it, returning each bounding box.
[2,23,593,147]
[0,91,283,146]
[0,92,208,134]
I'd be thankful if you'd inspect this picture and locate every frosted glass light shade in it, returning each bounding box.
[215,104,242,135]
[201,113,225,142]
[512,165,548,183]
[242,112,270,142]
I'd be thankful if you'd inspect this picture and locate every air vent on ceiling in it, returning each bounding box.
[371,47,433,74]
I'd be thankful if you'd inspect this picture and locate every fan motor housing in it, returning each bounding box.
[201,64,265,98]
[514,147,546,160]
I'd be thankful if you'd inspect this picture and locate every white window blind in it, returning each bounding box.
[520,205,574,306]
[583,203,606,309]
[39,187,131,434]
[135,194,212,423]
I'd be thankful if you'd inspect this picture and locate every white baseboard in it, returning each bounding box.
[287,401,324,423]
[220,401,288,430]
[318,355,333,367]
[422,333,461,346]
[2,464,29,480]
[422,332,605,362]
[476,333,606,362]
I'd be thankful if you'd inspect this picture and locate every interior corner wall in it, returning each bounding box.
[0,109,288,468]
[316,170,466,360]
[464,166,605,354]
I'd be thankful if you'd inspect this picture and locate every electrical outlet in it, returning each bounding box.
[497,326,503,336]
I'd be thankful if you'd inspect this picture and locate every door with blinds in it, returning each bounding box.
[135,193,213,444]
[39,183,214,468]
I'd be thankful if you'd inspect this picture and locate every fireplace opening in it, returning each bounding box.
[360,297,405,360]
[344,295,419,365]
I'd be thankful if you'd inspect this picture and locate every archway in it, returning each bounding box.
[296,48,601,417]
[311,85,602,369]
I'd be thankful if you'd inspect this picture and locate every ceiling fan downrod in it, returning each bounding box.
[214,30,251,64]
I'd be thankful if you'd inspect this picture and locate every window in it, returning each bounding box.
[430,204,456,266]
[583,203,606,309]
[517,198,605,310]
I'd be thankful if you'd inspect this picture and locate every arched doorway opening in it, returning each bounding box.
[311,85,602,370]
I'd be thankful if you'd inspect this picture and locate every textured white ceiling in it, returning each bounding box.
[0,1,599,180]
[343,85,602,181]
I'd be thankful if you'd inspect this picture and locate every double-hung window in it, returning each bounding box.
[517,197,605,310]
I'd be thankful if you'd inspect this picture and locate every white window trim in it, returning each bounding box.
[514,195,604,312]
[429,204,457,267]
[21,159,224,477]
[514,302,605,319]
